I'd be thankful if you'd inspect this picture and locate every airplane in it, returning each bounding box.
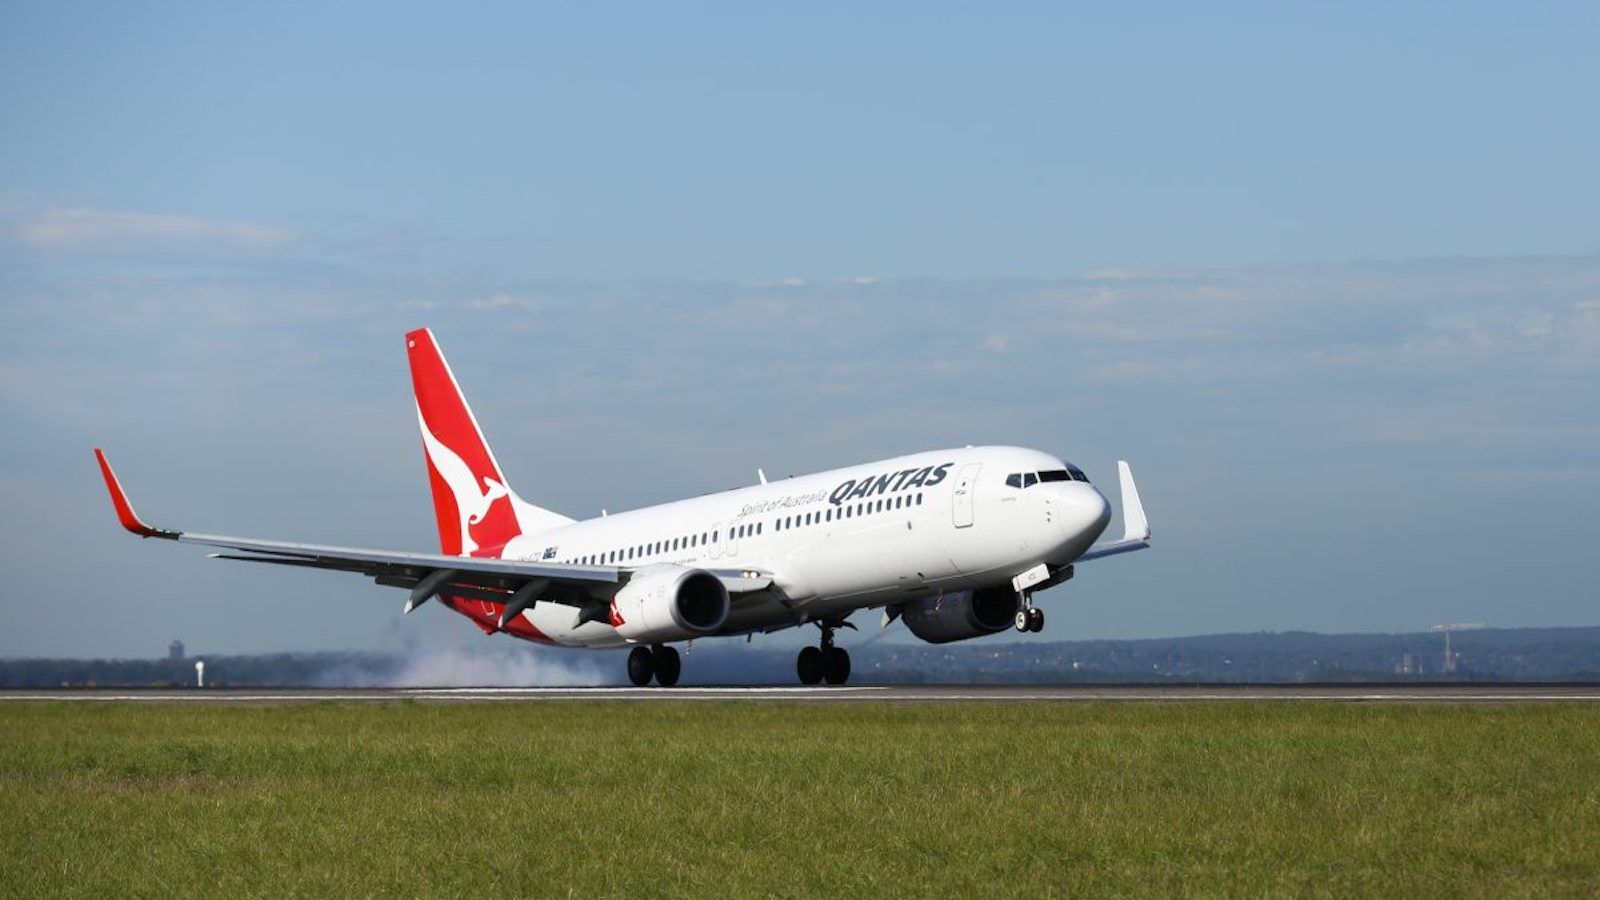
[94,328,1150,687]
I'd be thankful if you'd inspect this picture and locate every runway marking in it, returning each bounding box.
[413,686,890,695]
[4,687,1600,703]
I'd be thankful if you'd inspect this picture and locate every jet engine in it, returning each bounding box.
[611,564,730,644]
[901,586,1019,644]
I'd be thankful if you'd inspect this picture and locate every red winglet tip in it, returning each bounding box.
[93,448,162,537]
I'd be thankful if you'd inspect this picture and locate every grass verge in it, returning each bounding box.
[2,701,1598,897]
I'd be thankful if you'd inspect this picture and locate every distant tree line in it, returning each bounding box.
[4,627,1598,687]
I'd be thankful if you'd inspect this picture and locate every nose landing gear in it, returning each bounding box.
[797,618,854,685]
[626,644,682,687]
[1014,594,1044,633]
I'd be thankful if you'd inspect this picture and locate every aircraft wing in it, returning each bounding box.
[1075,460,1151,563]
[94,450,770,621]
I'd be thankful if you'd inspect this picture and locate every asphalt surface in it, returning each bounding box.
[4,684,1600,703]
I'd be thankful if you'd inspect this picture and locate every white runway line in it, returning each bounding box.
[410,686,889,695]
[4,686,1600,703]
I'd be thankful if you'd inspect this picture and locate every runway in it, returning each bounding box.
[4,684,1600,703]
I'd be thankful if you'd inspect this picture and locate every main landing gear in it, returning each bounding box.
[627,644,681,687]
[797,619,853,686]
[1014,594,1044,633]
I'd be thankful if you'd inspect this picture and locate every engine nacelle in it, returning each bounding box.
[901,586,1019,644]
[611,564,730,644]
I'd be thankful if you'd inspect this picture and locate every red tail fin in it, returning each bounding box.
[406,328,522,557]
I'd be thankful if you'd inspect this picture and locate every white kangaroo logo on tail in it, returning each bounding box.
[416,406,508,556]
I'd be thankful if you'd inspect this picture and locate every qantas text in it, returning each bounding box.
[829,463,953,506]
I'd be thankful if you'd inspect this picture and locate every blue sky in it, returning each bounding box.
[1,3,1596,659]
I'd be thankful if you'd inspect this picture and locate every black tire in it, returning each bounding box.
[627,646,655,687]
[1015,610,1031,632]
[1028,607,1045,633]
[797,646,823,685]
[822,647,851,685]
[653,645,681,687]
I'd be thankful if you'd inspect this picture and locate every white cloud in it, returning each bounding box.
[16,206,296,256]
[467,293,540,311]
[979,332,1011,353]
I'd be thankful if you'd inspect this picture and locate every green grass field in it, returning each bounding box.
[3,701,1598,898]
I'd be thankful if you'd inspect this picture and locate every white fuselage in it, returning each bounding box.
[500,446,1112,648]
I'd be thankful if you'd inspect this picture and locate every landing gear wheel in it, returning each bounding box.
[797,646,823,685]
[1015,609,1031,632]
[1027,607,1044,633]
[627,646,655,687]
[822,647,851,685]
[652,645,681,687]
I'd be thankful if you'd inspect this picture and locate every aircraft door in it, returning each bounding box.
[951,463,981,528]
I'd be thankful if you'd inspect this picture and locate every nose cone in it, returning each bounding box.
[1056,484,1112,554]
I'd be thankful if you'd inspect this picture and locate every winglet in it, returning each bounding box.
[93,449,177,539]
[1116,460,1149,541]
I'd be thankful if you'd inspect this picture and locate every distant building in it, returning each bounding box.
[168,640,185,660]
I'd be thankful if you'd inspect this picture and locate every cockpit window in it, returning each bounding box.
[1007,466,1092,487]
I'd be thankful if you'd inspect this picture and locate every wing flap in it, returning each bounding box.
[95,449,621,612]
[180,532,617,584]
